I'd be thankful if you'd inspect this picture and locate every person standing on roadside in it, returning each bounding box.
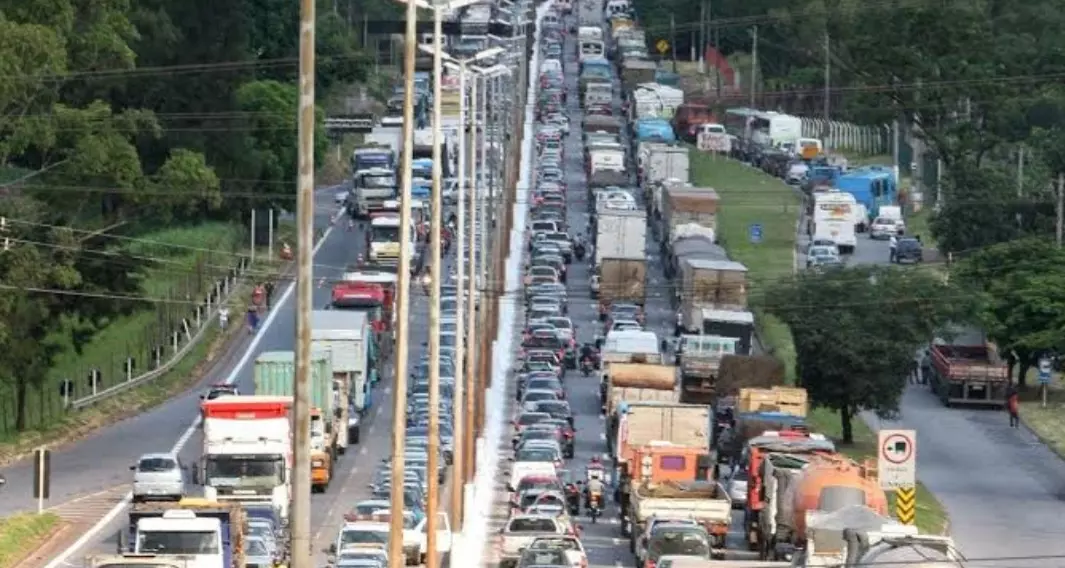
[1007,388,1020,428]
[889,234,898,263]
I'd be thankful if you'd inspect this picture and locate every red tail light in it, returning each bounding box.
[645,561,656,568]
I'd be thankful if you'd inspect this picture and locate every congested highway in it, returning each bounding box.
[483,5,757,568]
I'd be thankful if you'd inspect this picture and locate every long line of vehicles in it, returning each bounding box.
[495,3,965,568]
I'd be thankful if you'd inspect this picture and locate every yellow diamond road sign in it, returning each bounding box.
[656,39,669,54]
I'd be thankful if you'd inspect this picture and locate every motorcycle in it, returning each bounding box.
[587,492,602,523]
[581,357,594,377]
[565,483,581,516]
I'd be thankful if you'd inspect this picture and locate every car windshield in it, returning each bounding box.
[508,518,557,532]
[649,528,711,558]
[138,458,176,472]
[339,529,388,547]
[245,539,270,557]
[810,247,836,258]
[519,413,550,426]
[517,447,557,462]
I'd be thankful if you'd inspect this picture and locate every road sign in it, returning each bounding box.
[877,429,916,489]
[1039,357,1052,385]
[748,223,763,244]
[895,486,916,525]
[656,39,670,55]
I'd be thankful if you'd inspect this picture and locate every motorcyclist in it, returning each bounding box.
[585,476,606,509]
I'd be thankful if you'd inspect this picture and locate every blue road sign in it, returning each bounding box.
[749,223,763,244]
[1039,358,1053,385]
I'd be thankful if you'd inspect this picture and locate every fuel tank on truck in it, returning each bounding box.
[784,456,888,542]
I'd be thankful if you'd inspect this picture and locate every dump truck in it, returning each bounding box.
[121,500,245,568]
[927,340,1009,407]
[603,362,678,415]
[625,481,732,552]
[199,396,292,521]
[255,350,338,492]
[311,309,371,451]
[675,335,742,404]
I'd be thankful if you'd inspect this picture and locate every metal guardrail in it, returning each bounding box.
[799,118,892,155]
[68,264,251,410]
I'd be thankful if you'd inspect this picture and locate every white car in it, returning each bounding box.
[336,190,349,205]
[869,216,905,239]
[725,467,748,508]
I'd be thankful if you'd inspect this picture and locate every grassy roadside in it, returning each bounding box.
[690,150,949,534]
[0,224,296,466]
[0,223,246,436]
[0,513,60,567]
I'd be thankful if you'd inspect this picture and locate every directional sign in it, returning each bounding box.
[748,223,763,244]
[656,39,670,55]
[877,429,916,490]
[1039,357,1053,385]
[895,486,916,525]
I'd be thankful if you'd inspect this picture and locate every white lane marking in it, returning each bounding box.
[43,203,344,568]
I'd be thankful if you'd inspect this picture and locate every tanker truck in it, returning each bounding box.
[800,506,963,567]
[755,455,887,562]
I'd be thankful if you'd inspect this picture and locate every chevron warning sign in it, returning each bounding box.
[895,486,917,525]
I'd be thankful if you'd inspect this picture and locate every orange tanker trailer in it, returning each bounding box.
[756,454,887,561]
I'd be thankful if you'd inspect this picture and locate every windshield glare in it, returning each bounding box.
[371,226,401,242]
[205,456,283,488]
[137,531,219,555]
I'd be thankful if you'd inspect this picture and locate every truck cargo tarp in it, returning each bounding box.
[609,363,676,389]
[672,237,728,262]
[715,355,785,395]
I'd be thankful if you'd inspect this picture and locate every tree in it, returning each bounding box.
[153,149,222,222]
[764,266,965,443]
[953,238,1065,386]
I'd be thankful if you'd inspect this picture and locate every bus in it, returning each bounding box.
[722,108,802,147]
[811,191,859,253]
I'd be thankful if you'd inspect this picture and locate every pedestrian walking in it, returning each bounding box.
[264,281,275,309]
[889,234,898,263]
[246,305,260,334]
[1008,389,1020,428]
[219,307,230,331]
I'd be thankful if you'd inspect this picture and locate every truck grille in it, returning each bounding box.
[215,487,273,497]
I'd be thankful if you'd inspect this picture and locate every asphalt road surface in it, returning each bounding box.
[483,17,759,568]
[0,186,347,518]
[789,179,1065,562]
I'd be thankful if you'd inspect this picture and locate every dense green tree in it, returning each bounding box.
[953,239,1065,386]
[764,266,965,443]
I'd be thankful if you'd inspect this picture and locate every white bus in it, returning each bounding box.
[812,191,858,253]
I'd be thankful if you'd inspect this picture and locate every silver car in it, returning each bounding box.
[131,453,185,502]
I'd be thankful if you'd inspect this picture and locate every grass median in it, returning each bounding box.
[690,150,950,534]
[0,223,295,465]
[0,512,60,568]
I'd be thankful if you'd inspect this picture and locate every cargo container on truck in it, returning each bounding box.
[596,210,647,313]
[603,362,678,416]
[121,500,245,568]
[198,397,291,522]
[662,185,719,239]
[311,309,371,451]
[254,350,338,492]
[639,144,690,187]
[334,270,397,342]
[675,335,740,404]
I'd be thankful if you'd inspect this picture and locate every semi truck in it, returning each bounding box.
[198,397,291,522]
[675,334,741,404]
[119,500,245,568]
[87,555,193,568]
[638,143,690,187]
[311,309,372,450]
[603,362,677,416]
[333,270,397,334]
[627,481,732,555]
[662,184,720,240]
[255,350,338,492]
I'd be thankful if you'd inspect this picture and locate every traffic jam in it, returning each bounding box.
[489,2,753,568]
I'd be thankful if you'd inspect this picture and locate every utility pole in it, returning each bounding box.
[669,13,677,73]
[1057,173,1064,248]
[425,7,444,568]
[250,209,256,264]
[892,120,900,189]
[822,30,830,141]
[697,1,705,73]
[713,24,721,98]
[291,0,315,561]
[463,71,478,509]
[1017,146,1025,228]
[469,71,483,483]
[388,0,418,562]
[746,25,758,140]
[451,62,468,529]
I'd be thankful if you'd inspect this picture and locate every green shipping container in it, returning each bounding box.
[254,350,334,414]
